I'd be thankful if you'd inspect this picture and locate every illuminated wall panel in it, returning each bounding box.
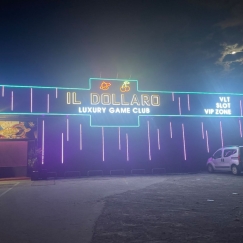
[220,121,223,147]
[102,127,104,161]
[80,124,82,150]
[182,124,186,160]
[206,130,209,153]
[42,120,45,164]
[147,121,151,160]
[239,119,242,138]
[126,133,129,161]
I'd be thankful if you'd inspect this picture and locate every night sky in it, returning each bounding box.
[1,0,243,92]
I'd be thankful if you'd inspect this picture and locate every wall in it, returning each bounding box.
[39,116,243,175]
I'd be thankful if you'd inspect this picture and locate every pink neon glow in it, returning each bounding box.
[170,122,172,138]
[182,124,186,160]
[241,100,243,116]
[206,130,209,153]
[42,120,45,164]
[67,118,69,141]
[147,121,151,160]
[2,86,4,97]
[220,121,223,147]
[47,94,49,113]
[187,94,190,111]
[157,128,160,150]
[61,133,64,163]
[11,91,13,111]
[118,127,121,150]
[239,120,242,138]
[178,97,181,115]
[172,92,174,101]
[80,124,82,150]
[102,127,104,161]
[30,88,33,113]
[126,133,129,161]
[56,88,58,98]
[201,122,204,139]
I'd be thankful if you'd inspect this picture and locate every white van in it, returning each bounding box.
[207,145,243,175]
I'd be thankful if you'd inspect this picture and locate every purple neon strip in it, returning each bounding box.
[220,121,223,147]
[42,120,45,164]
[61,133,64,163]
[30,88,33,113]
[67,118,69,141]
[239,120,242,138]
[157,128,160,150]
[80,124,82,150]
[147,121,151,160]
[201,122,204,139]
[170,122,172,138]
[11,91,13,111]
[118,127,121,150]
[102,127,104,161]
[182,124,186,160]
[187,94,190,111]
[178,97,181,115]
[172,92,174,101]
[47,94,49,113]
[206,130,209,153]
[126,133,129,161]
[2,86,4,97]
[241,100,243,116]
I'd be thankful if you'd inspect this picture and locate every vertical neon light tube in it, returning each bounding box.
[239,119,242,138]
[170,122,172,138]
[80,124,82,150]
[67,117,69,141]
[240,100,243,116]
[178,97,181,115]
[147,121,151,160]
[206,130,209,153]
[47,94,49,113]
[157,128,160,150]
[11,91,13,111]
[172,92,174,101]
[30,88,33,113]
[56,88,58,98]
[61,133,64,164]
[187,94,190,111]
[220,121,223,147]
[42,120,45,164]
[201,122,204,139]
[102,127,104,161]
[182,124,186,160]
[2,86,4,97]
[118,127,121,150]
[126,133,129,161]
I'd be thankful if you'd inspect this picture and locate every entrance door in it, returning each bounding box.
[0,141,28,177]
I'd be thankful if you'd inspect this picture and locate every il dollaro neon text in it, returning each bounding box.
[67,92,161,106]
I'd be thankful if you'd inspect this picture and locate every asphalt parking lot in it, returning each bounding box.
[0,173,243,243]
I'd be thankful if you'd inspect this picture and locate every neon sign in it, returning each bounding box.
[204,97,231,115]
[1,78,243,127]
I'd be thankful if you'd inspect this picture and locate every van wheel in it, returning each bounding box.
[231,165,240,175]
[207,164,214,173]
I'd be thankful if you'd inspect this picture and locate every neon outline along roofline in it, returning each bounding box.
[1,77,243,95]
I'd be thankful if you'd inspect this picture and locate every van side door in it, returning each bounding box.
[223,148,237,169]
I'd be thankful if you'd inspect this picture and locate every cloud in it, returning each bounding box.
[216,43,243,71]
